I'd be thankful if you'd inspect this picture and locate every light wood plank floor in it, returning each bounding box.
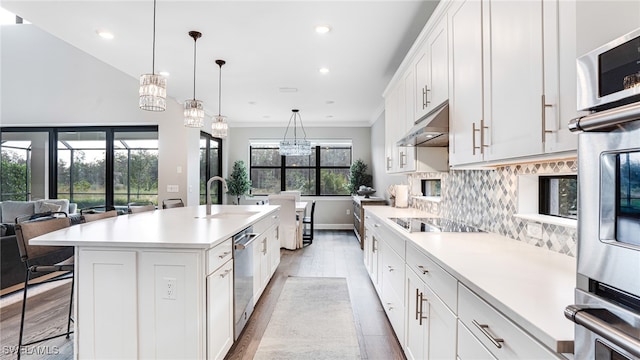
[0,230,404,360]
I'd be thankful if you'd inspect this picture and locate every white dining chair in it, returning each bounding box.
[267,194,298,250]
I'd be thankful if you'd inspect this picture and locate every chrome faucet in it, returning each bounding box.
[206,176,229,215]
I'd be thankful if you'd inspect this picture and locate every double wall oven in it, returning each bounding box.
[566,27,640,360]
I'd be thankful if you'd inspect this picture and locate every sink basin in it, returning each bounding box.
[195,211,260,220]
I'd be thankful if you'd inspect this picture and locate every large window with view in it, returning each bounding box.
[200,132,223,205]
[249,142,352,196]
[114,131,159,207]
[1,131,50,201]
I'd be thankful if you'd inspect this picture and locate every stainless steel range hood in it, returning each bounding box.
[396,100,449,147]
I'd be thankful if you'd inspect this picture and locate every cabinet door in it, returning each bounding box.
[484,0,544,161]
[207,260,234,360]
[415,50,429,119]
[405,267,428,360]
[448,0,485,165]
[384,84,400,173]
[425,284,457,360]
[269,226,280,276]
[400,69,417,172]
[458,320,497,360]
[427,16,449,112]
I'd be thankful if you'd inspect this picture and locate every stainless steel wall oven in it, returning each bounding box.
[567,27,640,360]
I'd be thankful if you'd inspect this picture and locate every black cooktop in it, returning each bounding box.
[389,217,483,233]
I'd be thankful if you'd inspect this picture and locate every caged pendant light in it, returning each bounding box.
[184,31,204,128]
[279,109,311,156]
[139,0,167,111]
[211,59,228,138]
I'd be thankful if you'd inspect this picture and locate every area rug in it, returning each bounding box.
[254,276,361,359]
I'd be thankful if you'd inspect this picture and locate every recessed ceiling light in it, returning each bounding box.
[249,101,257,105]
[96,30,114,40]
[159,71,170,77]
[326,115,334,118]
[315,25,331,34]
[263,115,271,119]
[325,100,335,105]
[319,67,330,74]
[279,87,298,93]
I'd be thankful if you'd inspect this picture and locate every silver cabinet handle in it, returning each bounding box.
[372,237,377,252]
[480,119,489,153]
[541,94,554,144]
[415,288,421,321]
[272,215,279,219]
[399,151,405,168]
[419,292,428,325]
[386,156,392,170]
[424,85,431,108]
[472,320,504,349]
[218,251,231,259]
[387,265,394,272]
[472,122,480,155]
[374,223,380,228]
[219,268,232,278]
[417,265,429,275]
[386,302,394,311]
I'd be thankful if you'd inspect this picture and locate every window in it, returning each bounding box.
[1,126,158,209]
[421,179,441,197]
[249,143,352,196]
[200,132,223,205]
[539,175,577,219]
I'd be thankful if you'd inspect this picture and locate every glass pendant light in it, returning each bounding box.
[139,0,166,111]
[211,59,228,138]
[279,109,311,156]
[184,31,204,128]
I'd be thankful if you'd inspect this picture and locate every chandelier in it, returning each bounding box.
[279,109,311,156]
[211,59,228,138]
[139,0,166,111]
[184,31,204,128]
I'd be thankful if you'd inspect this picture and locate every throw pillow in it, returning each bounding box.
[40,202,62,213]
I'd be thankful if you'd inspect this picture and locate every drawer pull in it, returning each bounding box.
[374,223,380,228]
[218,251,231,259]
[387,265,394,272]
[418,291,429,325]
[219,268,232,278]
[417,265,429,274]
[472,320,504,349]
[386,302,394,311]
[415,288,421,320]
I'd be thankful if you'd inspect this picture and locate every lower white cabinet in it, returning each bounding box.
[458,284,562,359]
[405,263,457,360]
[207,259,234,360]
[458,320,497,360]
[379,239,405,342]
[254,222,279,303]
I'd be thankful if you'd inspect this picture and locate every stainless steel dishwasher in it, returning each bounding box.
[232,226,258,339]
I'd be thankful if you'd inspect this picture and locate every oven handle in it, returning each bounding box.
[234,233,260,250]
[568,101,640,132]
[565,305,640,358]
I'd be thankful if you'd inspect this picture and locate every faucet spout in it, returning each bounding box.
[206,176,228,215]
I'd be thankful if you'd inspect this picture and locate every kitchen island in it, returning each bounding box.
[30,204,280,360]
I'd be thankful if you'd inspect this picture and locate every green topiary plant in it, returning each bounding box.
[347,159,373,195]
[226,160,252,205]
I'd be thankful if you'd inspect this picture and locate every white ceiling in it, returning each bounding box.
[2,1,438,128]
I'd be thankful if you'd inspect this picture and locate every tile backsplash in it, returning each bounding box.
[408,160,578,257]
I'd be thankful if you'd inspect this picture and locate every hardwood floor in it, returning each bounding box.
[226,230,405,360]
[0,230,404,360]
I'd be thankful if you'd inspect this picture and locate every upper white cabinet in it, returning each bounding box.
[415,16,449,120]
[448,0,577,166]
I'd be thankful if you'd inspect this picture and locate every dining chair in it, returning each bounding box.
[14,212,73,360]
[128,201,156,214]
[162,198,184,209]
[280,190,301,202]
[302,200,316,245]
[267,194,297,250]
[82,209,118,223]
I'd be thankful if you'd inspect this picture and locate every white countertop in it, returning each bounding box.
[365,206,576,354]
[30,205,279,249]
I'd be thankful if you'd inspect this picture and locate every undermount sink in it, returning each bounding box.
[195,211,260,220]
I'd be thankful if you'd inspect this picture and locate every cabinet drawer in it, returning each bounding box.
[253,210,278,234]
[207,239,233,275]
[381,276,405,343]
[376,220,405,257]
[406,241,457,312]
[458,320,497,360]
[381,240,405,298]
[458,284,561,359]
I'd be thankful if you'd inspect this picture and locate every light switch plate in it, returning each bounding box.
[167,184,179,193]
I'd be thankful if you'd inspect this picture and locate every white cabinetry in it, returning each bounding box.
[207,257,233,360]
[253,212,280,302]
[415,16,449,120]
[378,230,406,343]
[448,0,577,166]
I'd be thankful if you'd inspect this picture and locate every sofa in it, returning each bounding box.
[1,200,80,293]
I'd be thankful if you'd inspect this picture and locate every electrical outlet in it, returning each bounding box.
[167,184,179,193]
[346,209,350,215]
[526,222,543,240]
[163,277,177,300]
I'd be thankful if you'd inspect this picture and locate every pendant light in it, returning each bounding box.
[184,31,204,128]
[139,0,167,111]
[279,109,311,156]
[211,59,229,138]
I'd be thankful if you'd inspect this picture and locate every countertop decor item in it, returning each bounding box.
[347,159,373,195]
[139,0,166,111]
[212,59,229,138]
[226,160,251,205]
[279,109,311,156]
[356,186,376,198]
[184,31,204,128]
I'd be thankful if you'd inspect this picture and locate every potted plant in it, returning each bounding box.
[226,160,252,205]
[347,159,373,196]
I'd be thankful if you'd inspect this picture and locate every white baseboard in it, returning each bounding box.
[314,224,353,230]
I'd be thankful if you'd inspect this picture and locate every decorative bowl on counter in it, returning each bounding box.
[357,188,376,198]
